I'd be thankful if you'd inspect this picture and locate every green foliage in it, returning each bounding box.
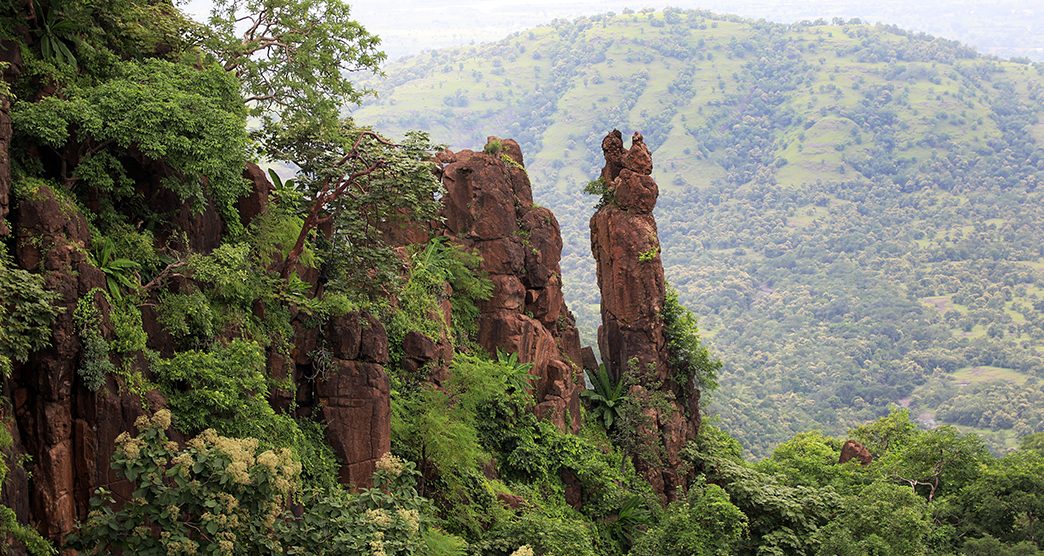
[389,237,492,377]
[850,407,919,457]
[149,339,337,486]
[278,455,443,555]
[73,290,115,391]
[495,349,537,393]
[69,413,440,554]
[813,482,934,556]
[581,364,626,430]
[582,177,613,208]
[183,242,296,352]
[962,535,1042,556]
[90,238,141,301]
[0,247,59,378]
[33,0,80,68]
[687,438,841,555]
[484,139,503,155]
[11,58,250,221]
[156,290,216,350]
[662,284,721,397]
[631,477,747,556]
[151,339,267,434]
[878,423,989,502]
[954,449,1044,547]
[262,119,444,295]
[755,431,863,492]
[204,0,384,128]
[69,410,300,554]
[637,245,659,262]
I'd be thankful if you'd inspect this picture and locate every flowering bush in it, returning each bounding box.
[69,411,457,555]
[69,409,300,554]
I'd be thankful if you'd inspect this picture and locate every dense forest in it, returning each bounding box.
[0,1,1042,555]
[355,8,1044,456]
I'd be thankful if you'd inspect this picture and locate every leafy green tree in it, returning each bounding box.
[631,476,747,556]
[204,0,384,126]
[662,284,721,397]
[813,482,934,556]
[880,425,988,502]
[756,431,865,492]
[962,535,1041,556]
[955,449,1043,547]
[260,119,443,287]
[849,408,919,457]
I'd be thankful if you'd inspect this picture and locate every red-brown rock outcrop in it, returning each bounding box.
[589,130,697,501]
[839,439,873,465]
[440,137,585,432]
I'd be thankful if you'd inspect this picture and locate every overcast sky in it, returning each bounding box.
[182,0,1042,60]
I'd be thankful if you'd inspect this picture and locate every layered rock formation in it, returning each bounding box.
[439,137,585,432]
[0,134,589,547]
[590,130,698,501]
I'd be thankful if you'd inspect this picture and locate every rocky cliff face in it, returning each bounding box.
[7,186,158,541]
[590,130,698,501]
[1,133,593,547]
[439,137,586,432]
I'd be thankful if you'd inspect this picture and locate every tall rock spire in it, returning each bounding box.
[590,130,698,501]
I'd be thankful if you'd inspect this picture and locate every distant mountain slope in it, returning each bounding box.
[355,9,1044,456]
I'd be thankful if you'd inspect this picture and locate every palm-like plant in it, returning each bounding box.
[91,240,141,301]
[604,495,653,548]
[496,348,535,394]
[34,0,79,68]
[582,364,626,430]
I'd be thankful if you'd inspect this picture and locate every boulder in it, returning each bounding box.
[238,163,272,226]
[839,439,873,465]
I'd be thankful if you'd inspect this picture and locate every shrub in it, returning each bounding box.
[662,284,721,399]
[69,411,301,554]
[581,364,626,430]
[0,247,59,378]
[73,290,116,391]
[151,340,338,487]
[631,477,747,556]
[68,412,443,555]
[582,177,613,208]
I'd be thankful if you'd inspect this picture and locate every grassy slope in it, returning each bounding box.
[355,10,1044,456]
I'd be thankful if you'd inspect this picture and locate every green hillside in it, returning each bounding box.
[355,9,1044,456]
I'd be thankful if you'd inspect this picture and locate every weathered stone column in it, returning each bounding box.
[589,130,697,501]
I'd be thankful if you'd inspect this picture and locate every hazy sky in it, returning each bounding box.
[183,0,1041,60]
